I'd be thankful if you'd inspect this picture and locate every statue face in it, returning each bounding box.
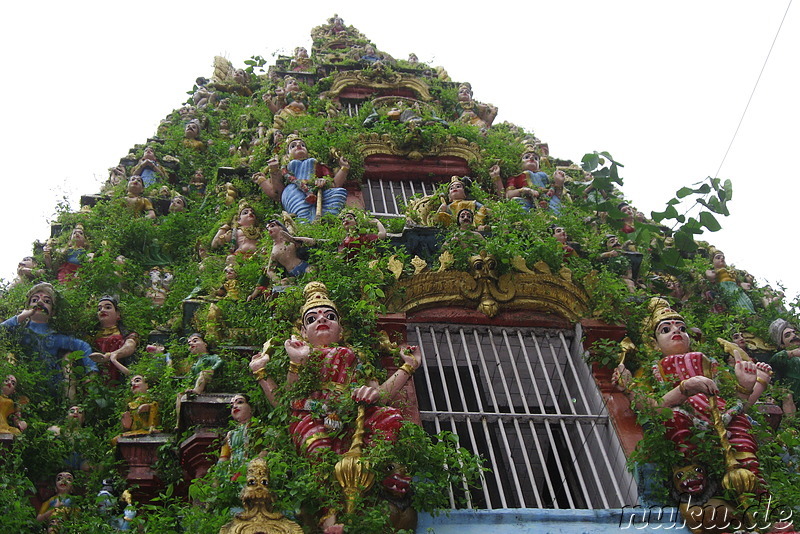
[230,394,252,423]
[55,472,74,494]
[169,196,186,213]
[17,256,35,276]
[732,332,748,350]
[457,85,472,102]
[458,209,474,226]
[672,464,706,496]
[266,221,284,239]
[143,147,156,161]
[188,334,208,355]
[1,375,17,396]
[28,291,54,322]
[97,299,120,327]
[655,319,690,356]
[712,252,726,269]
[296,47,308,58]
[67,405,84,424]
[287,138,308,160]
[606,235,621,250]
[128,176,144,195]
[448,181,466,201]
[341,212,357,228]
[552,170,566,187]
[285,77,300,92]
[782,327,800,348]
[619,203,634,217]
[233,69,248,85]
[224,266,236,279]
[238,207,257,226]
[521,151,540,172]
[185,121,200,139]
[70,227,86,246]
[130,375,148,394]
[553,226,567,244]
[302,306,342,347]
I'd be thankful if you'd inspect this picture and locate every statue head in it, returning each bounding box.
[188,333,209,355]
[550,225,568,244]
[294,46,308,59]
[711,249,726,269]
[605,234,621,250]
[266,219,288,240]
[284,76,300,93]
[184,119,201,140]
[69,224,87,247]
[1,375,17,397]
[457,208,474,228]
[770,318,799,349]
[66,405,85,426]
[299,282,342,348]
[55,472,74,495]
[408,53,419,64]
[142,146,156,162]
[130,374,149,395]
[169,194,187,213]
[237,203,257,227]
[447,176,467,202]
[127,175,144,195]
[457,83,473,102]
[230,394,252,424]
[521,145,540,172]
[233,68,248,85]
[240,457,275,507]
[17,256,37,279]
[644,298,689,356]
[97,295,121,328]
[285,134,308,160]
[26,282,57,323]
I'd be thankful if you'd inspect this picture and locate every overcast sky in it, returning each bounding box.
[2,1,797,304]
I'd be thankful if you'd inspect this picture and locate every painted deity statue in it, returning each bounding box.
[337,209,387,261]
[248,219,316,300]
[130,146,169,187]
[44,224,93,283]
[437,176,488,230]
[615,299,773,504]
[704,250,756,314]
[115,374,160,442]
[1,283,97,398]
[490,145,548,210]
[212,203,262,257]
[37,472,76,525]
[219,394,255,465]
[123,176,156,219]
[250,282,421,533]
[90,295,139,384]
[455,82,497,129]
[174,333,223,429]
[261,135,350,222]
[0,374,27,435]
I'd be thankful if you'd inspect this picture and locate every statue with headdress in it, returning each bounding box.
[455,82,497,129]
[619,298,775,517]
[212,201,262,257]
[436,176,489,229]
[263,135,349,223]
[489,142,548,210]
[250,282,421,532]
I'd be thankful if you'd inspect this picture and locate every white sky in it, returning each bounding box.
[2,1,798,303]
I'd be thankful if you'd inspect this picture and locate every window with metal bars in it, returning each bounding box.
[408,322,637,510]
[362,178,439,217]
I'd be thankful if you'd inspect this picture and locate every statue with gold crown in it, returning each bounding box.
[262,135,349,223]
[251,281,420,533]
[436,176,489,230]
[616,298,777,530]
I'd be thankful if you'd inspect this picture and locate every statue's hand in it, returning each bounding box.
[681,376,718,396]
[755,361,773,386]
[488,164,500,179]
[121,411,133,430]
[267,158,280,172]
[249,351,270,372]
[352,385,380,404]
[612,364,633,393]
[400,345,421,371]
[285,335,310,363]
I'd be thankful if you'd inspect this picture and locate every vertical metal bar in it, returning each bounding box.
[414,326,458,509]
[378,178,389,215]
[527,331,575,508]
[388,180,399,215]
[399,181,410,209]
[533,332,592,508]
[365,178,376,213]
[485,330,527,506]
[470,330,509,508]
[500,330,543,507]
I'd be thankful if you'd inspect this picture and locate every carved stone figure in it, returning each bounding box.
[123,176,156,219]
[44,224,94,283]
[455,82,497,129]
[0,375,27,435]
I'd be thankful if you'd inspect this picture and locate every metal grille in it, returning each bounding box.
[363,178,438,217]
[409,322,637,510]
